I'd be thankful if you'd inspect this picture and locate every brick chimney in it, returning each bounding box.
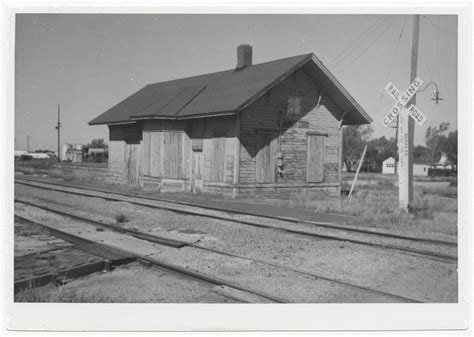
[236,44,252,69]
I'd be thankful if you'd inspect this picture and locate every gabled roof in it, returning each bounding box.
[89,53,372,126]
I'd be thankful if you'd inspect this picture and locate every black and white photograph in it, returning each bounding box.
[2,2,472,333]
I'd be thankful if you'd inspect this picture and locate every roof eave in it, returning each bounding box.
[89,120,137,126]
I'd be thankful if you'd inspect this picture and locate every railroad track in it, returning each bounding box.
[14,200,421,303]
[14,178,458,263]
[14,210,283,303]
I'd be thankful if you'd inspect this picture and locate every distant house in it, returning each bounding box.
[89,45,372,196]
[382,157,396,174]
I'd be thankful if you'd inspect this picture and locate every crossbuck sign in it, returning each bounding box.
[382,77,428,128]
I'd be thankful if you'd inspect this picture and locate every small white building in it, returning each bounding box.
[413,159,431,176]
[61,143,72,161]
[382,157,396,174]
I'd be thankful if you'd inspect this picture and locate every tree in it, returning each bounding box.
[441,130,457,170]
[424,122,449,164]
[365,136,397,172]
[413,144,430,162]
[342,125,373,172]
[87,138,108,149]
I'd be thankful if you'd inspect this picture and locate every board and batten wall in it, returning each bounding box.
[107,117,238,194]
[238,67,342,196]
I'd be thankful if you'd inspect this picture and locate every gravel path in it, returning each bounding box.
[15,184,458,302]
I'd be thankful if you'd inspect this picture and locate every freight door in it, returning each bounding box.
[124,140,142,186]
[191,149,203,193]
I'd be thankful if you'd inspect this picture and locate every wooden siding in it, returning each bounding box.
[239,68,342,189]
[212,132,226,182]
[108,140,125,180]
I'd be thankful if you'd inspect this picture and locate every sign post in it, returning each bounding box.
[381,15,422,211]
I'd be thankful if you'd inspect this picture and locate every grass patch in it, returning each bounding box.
[15,158,56,170]
[47,168,98,183]
[15,167,36,175]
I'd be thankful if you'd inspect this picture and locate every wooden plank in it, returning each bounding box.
[256,132,277,183]
[142,131,151,176]
[212,132,226,182]
[177,132,183,179]
[149,132,161,177]
[306,135,325,182]
[161,131,183,179]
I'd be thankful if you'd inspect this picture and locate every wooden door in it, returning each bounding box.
[256,132,277,183]
[307,135,325,182]
[212,132,226,182]
[124,140,142,186]
[191,150,204,193]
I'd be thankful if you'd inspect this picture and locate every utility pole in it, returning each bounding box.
[55,104,61,161]
[27,135,30,153]
[398,15,419,210]
[392,115,399,175]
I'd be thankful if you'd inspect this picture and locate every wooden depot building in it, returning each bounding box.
[89,45,372,197]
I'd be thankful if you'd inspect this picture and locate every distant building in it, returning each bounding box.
[63,143,84,162]
[61,143,72,161]
[382,157,396,174]
[413,159,431,176]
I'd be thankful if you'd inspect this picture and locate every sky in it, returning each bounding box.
[14,14,458,151]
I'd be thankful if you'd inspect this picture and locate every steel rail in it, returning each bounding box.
[15,179,457,263]
[14,177,457,247]
[15,200,420,303]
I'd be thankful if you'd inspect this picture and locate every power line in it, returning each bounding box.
[436,16,442,90]
[327,16,388,68]
[372,16,408,121]
[335,18,394,75]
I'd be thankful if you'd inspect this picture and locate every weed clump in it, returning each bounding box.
[115,213,129,224]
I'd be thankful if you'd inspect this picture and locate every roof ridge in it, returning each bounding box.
[147,53,314,88]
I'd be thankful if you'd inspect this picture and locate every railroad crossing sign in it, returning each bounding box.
[381,77,428,128]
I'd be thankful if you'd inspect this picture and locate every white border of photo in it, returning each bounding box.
[1,0,472,334]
